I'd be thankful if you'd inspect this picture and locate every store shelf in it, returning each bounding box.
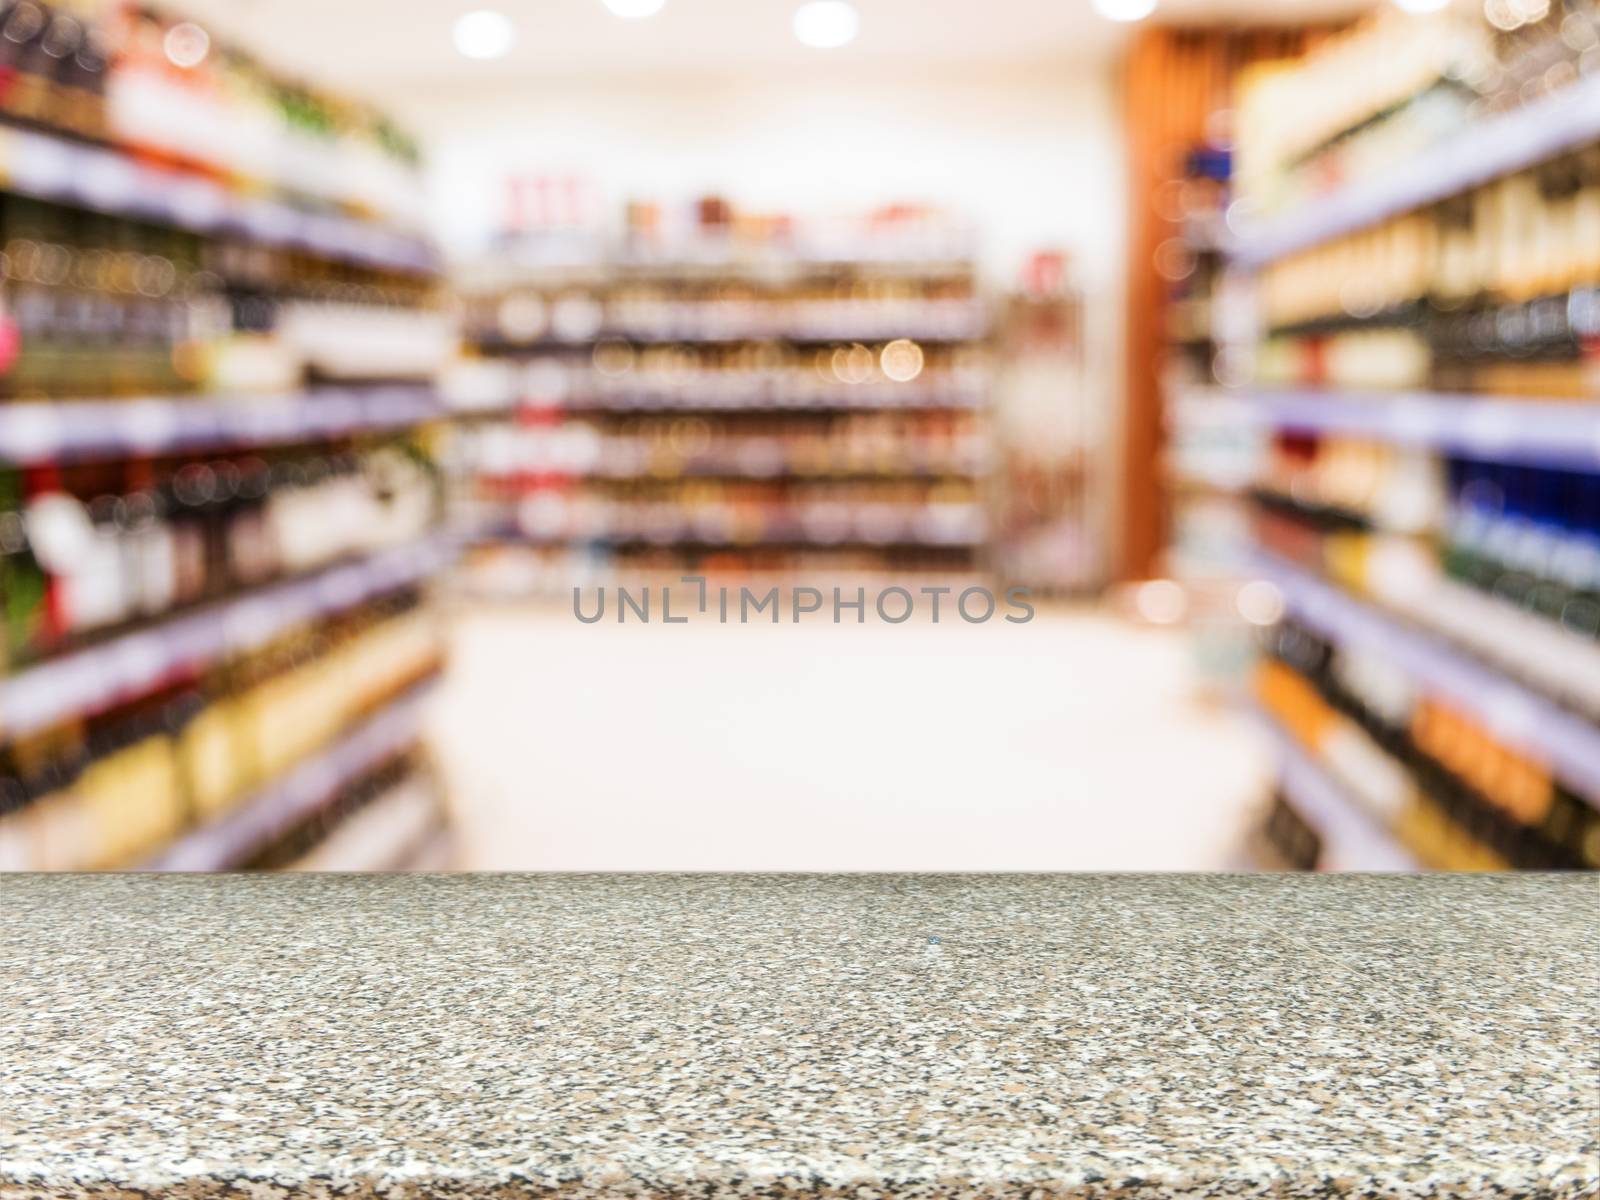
[1231,74,1600,267]
[493,467,985,484]
[473,325,988,353]
[477,521,985,552]
[400,827,456,870]
[0,386,447,466]
[614,241,979,274]
[1245,388,1600,469]
[0,530,459,742]
[601,321,990,345]
[0,126,437,275]
[286,772,444,871]
[566,390,989,415]
[142,681,437,871]
[1254,550,1600,802]
[1256,711,1422,872]
[493,533,986,552]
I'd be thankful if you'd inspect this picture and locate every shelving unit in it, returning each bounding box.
[448,244,993,591]
[1254,552,1600,802]
[1223,25,1600,870]
[1243,389,1600,470]
[142,680,439,871]
[1230,73,1600,268]
[0,126,436,274]
[0,6,453,875]
[560,385,987,414]
[0,386,446,466]
[1255,712,1421,872]
[0,531,458,741]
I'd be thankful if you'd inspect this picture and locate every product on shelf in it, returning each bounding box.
[1234,2,1595,219]
[1255,144,1600,395]
[1259,789,1323,870]
[1249,431,1600,718]
[0,586,443,870]
[270,756,444,871]
[0,194,449,398]
[497,476,986,550]
[446,245,992,578]
[0,440,438,670]
[0,194,217,396]
[1256,615,1600,870]
[1,3,428,230]
[462,275,985,349]
[0,0,113,143]
[451,409,986,482]
[1159,140,1234,390]
[1228,1,1600,875]
[0,3,447,876]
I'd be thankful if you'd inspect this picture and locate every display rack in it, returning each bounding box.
[558,383,987,415]
[1243,389,1600,471]
[0,126,436,274]
[1255,551,1600,801]
[0,531,458,741]
[1230,74,1600,268]
[1,11,452,874]
[448,246,993,590]
[0,387,446,466]
[142,680,438,871]
[1256,713,1421,872]
[1226,43,1600,869]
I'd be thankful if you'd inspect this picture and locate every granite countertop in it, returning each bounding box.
[0,874,1596,1200]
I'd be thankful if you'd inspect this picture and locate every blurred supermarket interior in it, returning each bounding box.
[2,0,1598,873]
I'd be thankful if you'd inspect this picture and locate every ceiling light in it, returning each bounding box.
[453,9,516,59]
[603,0,666,16]
[1092,0,1157,20]
[793,0,859,48]
[1392,0,1450,10]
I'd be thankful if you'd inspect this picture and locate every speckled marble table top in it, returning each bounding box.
[0,874,1596,1200]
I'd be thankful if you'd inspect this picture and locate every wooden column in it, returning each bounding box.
[1118,27,1322,580]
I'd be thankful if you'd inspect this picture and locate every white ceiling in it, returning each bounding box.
[170,0,1373,98]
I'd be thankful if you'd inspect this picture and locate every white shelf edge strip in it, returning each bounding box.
[0,126,437,274]
[0,386,445,465]
[566,392,988,412]
[1254,550,1600,803]
[447,389,989,417]
[140,682,436,872]
[1244,389,1600,468]
[591,323,990,343]
[0,530,458,740]
[1254,709,1421,872]
[286,774,442,871]
[400,827,455,871]
[1231,74,1600,266]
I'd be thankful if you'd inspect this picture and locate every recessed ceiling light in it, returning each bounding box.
[453,9,516,59]
[1092,0,1157,20]
[603,0,667,16]
[793,0,859,48]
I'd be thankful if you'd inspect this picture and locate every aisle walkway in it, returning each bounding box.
[428,605,1268,870]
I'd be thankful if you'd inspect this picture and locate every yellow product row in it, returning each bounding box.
[1234,8,1489,211]
[1260,154,1600,328]
[0,607,441,872]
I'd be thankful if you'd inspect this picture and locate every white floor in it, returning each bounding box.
[427,604,1269,870]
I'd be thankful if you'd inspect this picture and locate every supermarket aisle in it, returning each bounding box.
[429,607,1268,870]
